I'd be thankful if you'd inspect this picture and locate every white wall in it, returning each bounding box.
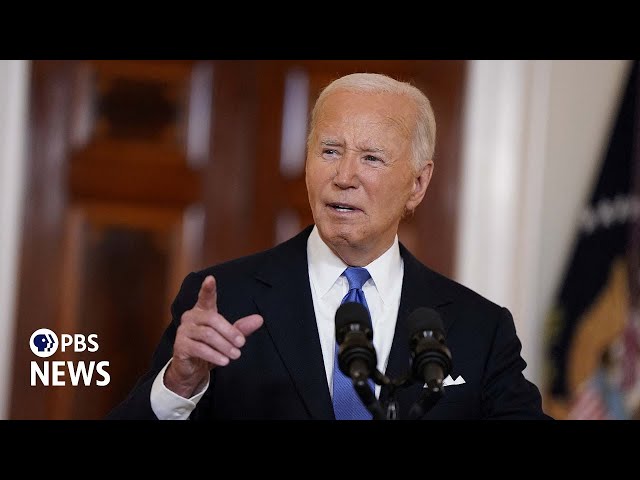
[0,60,29,419]
[456,60,631,388]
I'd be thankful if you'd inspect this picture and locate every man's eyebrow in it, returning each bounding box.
[320,139,343,147]
[320,139,387,154]
[353,142,387,154]
[359,146,385,153]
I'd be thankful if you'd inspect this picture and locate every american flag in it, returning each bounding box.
[568,313,640,420]
[567,375,611,420]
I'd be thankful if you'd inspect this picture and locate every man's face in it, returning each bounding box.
[305,90,432,264]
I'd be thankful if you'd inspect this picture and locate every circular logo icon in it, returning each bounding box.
[30,328,58,358]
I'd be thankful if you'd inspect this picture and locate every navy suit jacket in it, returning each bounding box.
[107,225,550,420]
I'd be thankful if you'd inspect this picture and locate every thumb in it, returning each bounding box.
[234,314,264,337]
[195,275,218,312]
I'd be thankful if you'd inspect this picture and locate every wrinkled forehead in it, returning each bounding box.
[314,90,415,141]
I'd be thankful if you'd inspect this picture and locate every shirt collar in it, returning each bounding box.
[307,225,403,305]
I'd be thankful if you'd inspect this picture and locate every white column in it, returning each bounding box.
[0,60,30,419]
[456,60,552,384]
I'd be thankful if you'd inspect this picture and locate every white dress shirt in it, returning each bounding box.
[150,226,404,419]
[306,226,404,399]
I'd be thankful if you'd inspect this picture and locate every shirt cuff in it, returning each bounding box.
[150,359,210,420]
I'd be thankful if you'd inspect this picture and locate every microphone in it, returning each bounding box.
[335,301,386,419]
[335,302,377,382]
[408,307,452,393]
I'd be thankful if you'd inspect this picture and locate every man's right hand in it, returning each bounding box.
[164,275,264,398]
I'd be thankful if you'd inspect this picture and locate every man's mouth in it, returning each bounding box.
[327,202,360,213]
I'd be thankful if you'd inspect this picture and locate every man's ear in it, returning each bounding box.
[406,161,434,212]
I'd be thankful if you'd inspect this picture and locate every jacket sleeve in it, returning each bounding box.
[481,307,553,419]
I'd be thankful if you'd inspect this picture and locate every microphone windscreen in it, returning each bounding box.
[335,301,370,331]
[407,307,444,337]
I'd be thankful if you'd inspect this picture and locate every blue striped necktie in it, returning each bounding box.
[332,266,375,420]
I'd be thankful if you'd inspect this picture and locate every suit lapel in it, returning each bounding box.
[252,227,334,420]
[380,244,454,417]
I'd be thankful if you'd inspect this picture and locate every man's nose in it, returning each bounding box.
[333,154,360,189]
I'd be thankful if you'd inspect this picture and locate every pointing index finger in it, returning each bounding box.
[195,275,218,312]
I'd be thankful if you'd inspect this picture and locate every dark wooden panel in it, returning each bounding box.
[49,211,174,419]
[69,150,200,206]
[11,60,207,419]
[10,61,76,419]
[201,61,260,266]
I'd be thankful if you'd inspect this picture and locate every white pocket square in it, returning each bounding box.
[424,375,466,388]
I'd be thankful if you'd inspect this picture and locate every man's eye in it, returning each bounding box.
[323,149,338,156]
[364,155,381,162]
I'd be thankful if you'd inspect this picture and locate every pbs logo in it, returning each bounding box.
[29,329,109,387]
[30,328,59,358]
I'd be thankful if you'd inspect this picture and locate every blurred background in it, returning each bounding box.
[0,60,637,420]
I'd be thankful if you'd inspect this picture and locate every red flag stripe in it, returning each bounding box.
[568,385,610,420]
